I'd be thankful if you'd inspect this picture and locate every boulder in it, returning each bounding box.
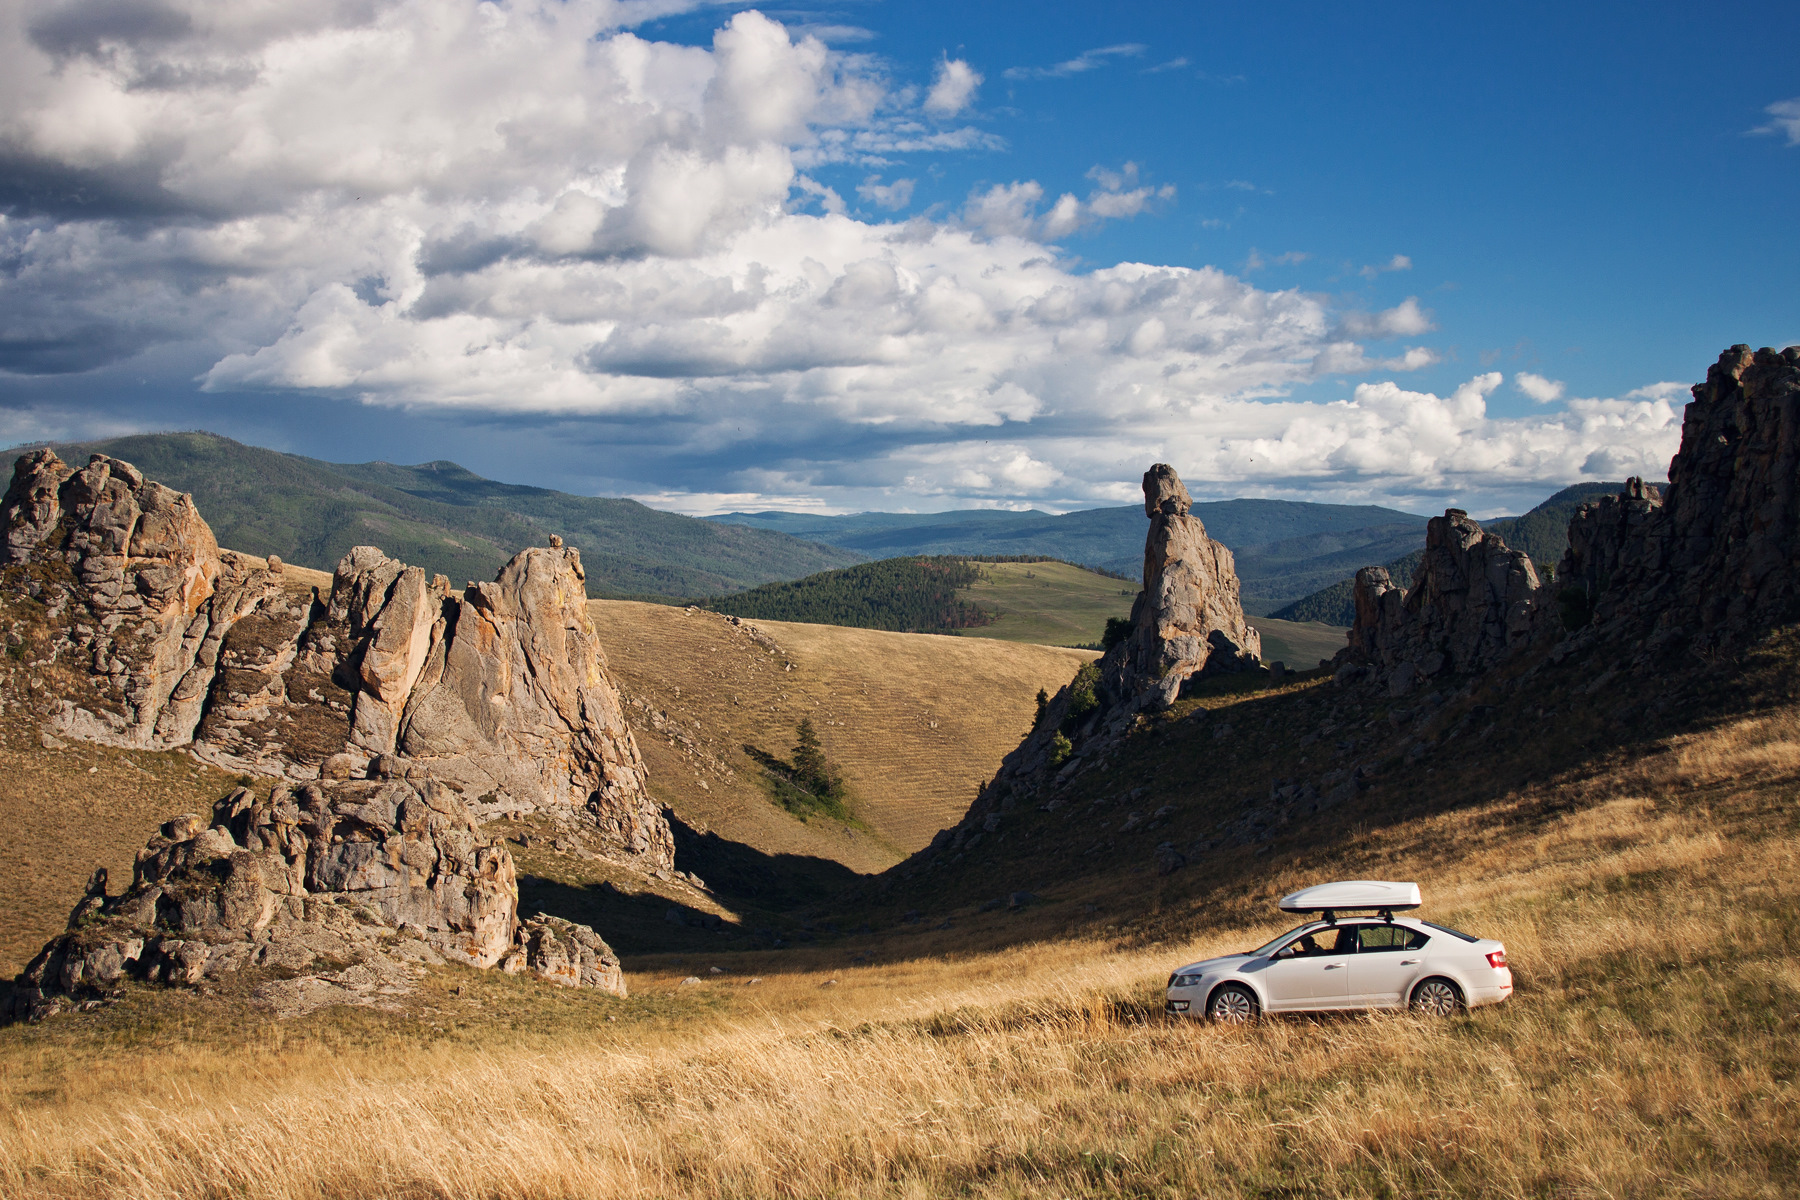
[8,778,626,1021]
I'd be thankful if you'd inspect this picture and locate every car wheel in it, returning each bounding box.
[1411,977,1463,1017]
[1206,984,1260,1024]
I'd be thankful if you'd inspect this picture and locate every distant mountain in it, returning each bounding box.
[1269,482,1626,626]
[4,432,862,599]
[713,499,1430,613]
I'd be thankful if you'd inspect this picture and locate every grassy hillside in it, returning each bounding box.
[958,560,1138,646]
[588,602,1095,863]
[5,432,861,598]
[3,627,1795,1196]
[1270,482,1626,626]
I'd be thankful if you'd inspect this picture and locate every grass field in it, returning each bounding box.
[588,601,1095,867]
[2,673,1795,1197]
[1251,614,1349,668]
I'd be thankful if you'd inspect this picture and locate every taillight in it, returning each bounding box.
[1486,949,1507,968]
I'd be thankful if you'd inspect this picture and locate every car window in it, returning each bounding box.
[1276,925,1352,957]
[1248,923,1322,957]
[1420,921,1479,943]
[1354,925,1429,952]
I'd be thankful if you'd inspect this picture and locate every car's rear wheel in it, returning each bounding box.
[1411,977,1463,1017]
[1207,984,1260,1024]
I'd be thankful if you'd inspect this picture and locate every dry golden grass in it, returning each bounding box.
[3,701,1797,1198]
[589,601,1095,867]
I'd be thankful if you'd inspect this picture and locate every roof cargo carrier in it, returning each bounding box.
[1279,880,1422,920]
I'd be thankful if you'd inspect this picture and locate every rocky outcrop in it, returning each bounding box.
[1102,464,1261,710]
[1337,510,1541,688]
[8,778,627,1021]
[896,464,1262,874]
[1553,346,1800,652]
[1,450,672,868]
[1,450,288,748]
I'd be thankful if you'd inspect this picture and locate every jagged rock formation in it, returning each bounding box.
[8,777,626,1021]
[894,464,1261,875]
[1337,510,1541,690]
[1102,464,1261,710]
[1,449,672,868]
[1553,346,1800,654]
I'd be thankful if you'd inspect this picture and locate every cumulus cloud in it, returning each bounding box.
[1750,97,1800,145]
[1515,372,1565,403]
[0,1,1679,513]
[924,56,982,117]
[1338,298,1434,339]
[961,162,1172,240]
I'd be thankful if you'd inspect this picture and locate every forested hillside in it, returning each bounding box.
[4,432,861,598]
[703,557,997,633]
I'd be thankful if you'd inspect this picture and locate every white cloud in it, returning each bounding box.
[1515,372,1565,403]
[1338,298,1434,339]
[1003,44,1145,81]
[1750,97,1800,145]
[1142,57,1189,74]
[924,56,982,117]
[856,175,915,210]
[1358,254,1413,280]
[960,162,1172,241]
[0,2,1681,514]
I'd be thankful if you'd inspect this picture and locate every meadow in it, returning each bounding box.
[2,687,1795,1198]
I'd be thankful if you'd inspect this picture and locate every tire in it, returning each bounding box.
[1410,977,1464,1017]
[1206,984,1260,1024]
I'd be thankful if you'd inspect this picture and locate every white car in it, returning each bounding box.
[1164,881,1513,1022]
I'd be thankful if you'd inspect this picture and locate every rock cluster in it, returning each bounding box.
[1102,464,1262,709]
[1335,344,1800,691]
[8,777,626,1021]
[1337,510,1541,691]
[1,449,672,867]
[1553,346,1800,653]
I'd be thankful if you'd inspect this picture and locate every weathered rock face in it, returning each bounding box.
[0,450,287,748]
[1102,464,1261,710]
[1,451,673,868]
[1339,509,1541,685]
[1554,346,1800,651]
[8,778,627,1021]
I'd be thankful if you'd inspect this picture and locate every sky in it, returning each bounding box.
[1,0,1796,519]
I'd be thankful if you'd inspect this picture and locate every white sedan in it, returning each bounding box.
[1164,882,1513,1022]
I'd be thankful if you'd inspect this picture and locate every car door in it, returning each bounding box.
[1263,926,1354,1009]
[1347,924,1430,1006]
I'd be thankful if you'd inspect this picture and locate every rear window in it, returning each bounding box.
[1420,921,1479,943]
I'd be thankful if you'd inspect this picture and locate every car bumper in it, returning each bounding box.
[1164,992,1201,1018]
[1466,967,1514,1008]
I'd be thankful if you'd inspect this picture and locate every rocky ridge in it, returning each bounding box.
[1,449,671,868]
[1333,345,1800,693]
[9,775,625,1021]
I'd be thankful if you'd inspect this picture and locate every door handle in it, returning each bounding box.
[1398,959,1419,965]
[1323,963,1343,969]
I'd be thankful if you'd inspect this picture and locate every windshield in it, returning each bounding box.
[1246,922,1322,957]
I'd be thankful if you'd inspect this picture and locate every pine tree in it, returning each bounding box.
[790,718,837,798]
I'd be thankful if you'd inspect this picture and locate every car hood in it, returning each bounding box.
[1174,952,1253,975]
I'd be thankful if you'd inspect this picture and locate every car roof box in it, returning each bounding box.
[1279,880,1421,915]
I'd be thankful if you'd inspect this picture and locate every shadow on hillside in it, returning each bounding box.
[518,811,864,957]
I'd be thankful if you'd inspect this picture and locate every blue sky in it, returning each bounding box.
[1,0,1796,518]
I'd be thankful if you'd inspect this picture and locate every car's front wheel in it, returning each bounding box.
[1411,977,1463,1017]
[1206,984,1260,1024]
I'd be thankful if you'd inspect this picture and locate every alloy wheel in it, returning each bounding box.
[1412,978,1461,1017]
[1208,986,1258,1024]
